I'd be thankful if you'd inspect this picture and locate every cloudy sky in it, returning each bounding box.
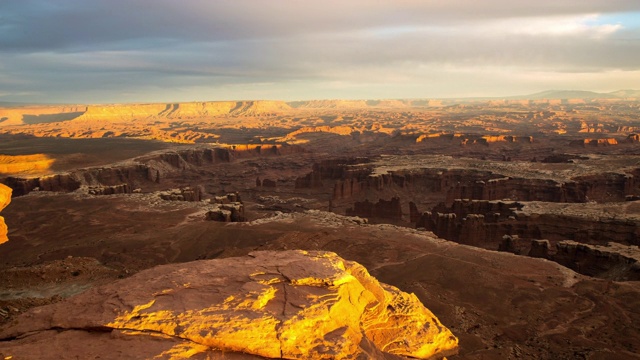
[1,0,639,103]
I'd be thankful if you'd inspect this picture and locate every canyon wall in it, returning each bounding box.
[416,199,640,248]
[346,197,402,220]
[0,101,292,126]
[2,145,302,197]
[296,160,640,204]
[415,199,640,280]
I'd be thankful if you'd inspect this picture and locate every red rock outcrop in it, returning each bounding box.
[0,184,11,244]
[206,193,245,222]
[159,186,204,202]
[86,184,131,196]
[627,133,640,143]
[2,173,84,196]
[571,138,618,146]
[0,251,458,359]
[528,239,551,258]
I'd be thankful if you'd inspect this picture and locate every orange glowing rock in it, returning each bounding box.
[107,250,459,359]
[0,183,11,244]
[0,251,458,359]
[0,154,55,176]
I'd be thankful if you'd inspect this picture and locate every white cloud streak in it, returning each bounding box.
[0,1,639,102]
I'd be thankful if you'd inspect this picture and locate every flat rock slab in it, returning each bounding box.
[0,250,457,360]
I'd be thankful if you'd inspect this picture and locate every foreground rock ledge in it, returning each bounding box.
[0,183,11,244]
[0,250,458,359]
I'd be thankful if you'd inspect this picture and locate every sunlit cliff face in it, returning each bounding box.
[0,183,11,244]
[0,154,55,177]
[106,251,458,359]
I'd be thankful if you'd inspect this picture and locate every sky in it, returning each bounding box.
[1,0,639,104]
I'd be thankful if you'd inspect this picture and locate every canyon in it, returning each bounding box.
[2,95,640,359]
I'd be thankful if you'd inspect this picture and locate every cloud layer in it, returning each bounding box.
[1,1,639,103]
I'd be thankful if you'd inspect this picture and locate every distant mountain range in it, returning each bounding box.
[513,89,640,100]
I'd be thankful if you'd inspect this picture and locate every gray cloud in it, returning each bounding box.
[1,0,640,102]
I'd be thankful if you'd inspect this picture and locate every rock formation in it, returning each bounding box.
[1,145,305,197]
[86,184,131,196]
[159,186,203,202]
[571,138,619,147]
[205,193,245,222]
[0,184,10,244]
[0,251,458,359]
[0,154,55,176]
[528,239,551,259]
[346,197,403,221]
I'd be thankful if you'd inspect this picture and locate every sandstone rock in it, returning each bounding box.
[86,184,131,195]
[0,154,55,176]
[0,183,11,244]
[205,204,245,222]
[528,239,550,259]
[409,201,421,223]
[159,186,203,202]
[0,251,458,359]
[205,193,245,222]
[627,133,640,143]
[261,178,277,188]
[346,197,402,221]
[498,235,521,254]
[571,138,618,147]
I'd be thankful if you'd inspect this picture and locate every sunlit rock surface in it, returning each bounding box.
[0,183,11,244]
[0,250,457,359]
[0,154,55,176]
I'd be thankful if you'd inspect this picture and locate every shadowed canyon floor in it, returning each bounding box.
[1,97,640,359]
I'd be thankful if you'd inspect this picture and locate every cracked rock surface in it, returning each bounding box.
[0,250,457,359]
